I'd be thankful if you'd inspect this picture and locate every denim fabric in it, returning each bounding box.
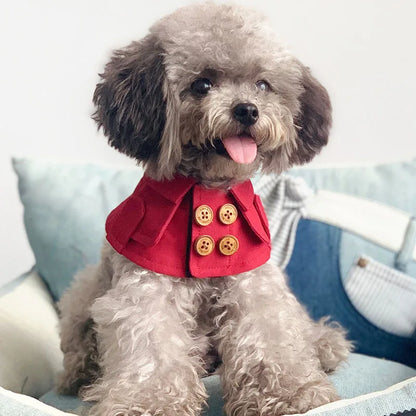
[285,218,416,369]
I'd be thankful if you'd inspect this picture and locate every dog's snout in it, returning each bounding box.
[232,103,259,126]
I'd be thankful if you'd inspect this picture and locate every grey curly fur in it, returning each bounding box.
[58,3,351,415]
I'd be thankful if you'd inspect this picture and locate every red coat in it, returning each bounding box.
[106,175,271,278]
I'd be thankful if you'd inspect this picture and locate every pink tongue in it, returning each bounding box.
[222,135,257,164]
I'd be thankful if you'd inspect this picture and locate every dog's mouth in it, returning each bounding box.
[213,134,257,164]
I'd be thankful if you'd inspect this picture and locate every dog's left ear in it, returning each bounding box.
[290,66,332,165]
[93,35,182,178]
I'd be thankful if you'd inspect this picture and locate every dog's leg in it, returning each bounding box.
[83,270,208,416]
[214,263,346,416]
[311,318,352,373]
[58,257,112,394]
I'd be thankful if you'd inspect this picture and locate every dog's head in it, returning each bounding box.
[93,4,331,187]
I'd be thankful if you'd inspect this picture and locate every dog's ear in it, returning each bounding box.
[93,36,170,166]
[290,66,332,165]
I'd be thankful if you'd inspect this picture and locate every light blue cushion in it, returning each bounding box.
[13,158,142,300]
[39,353,416,415]
[290,159,416,214]
[13,157,416,300]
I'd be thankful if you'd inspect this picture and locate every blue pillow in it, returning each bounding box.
[13,158,142,300]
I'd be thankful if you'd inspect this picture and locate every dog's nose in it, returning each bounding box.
[232,103,259,126]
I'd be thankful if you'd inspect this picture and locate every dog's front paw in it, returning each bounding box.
[88,401,168,416]
[225,377,338,416]
[86,385,207,416]
[285,379,339,414]
[88,401,203,416]
[89,402,144,416]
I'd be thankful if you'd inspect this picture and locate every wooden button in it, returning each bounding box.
[218,204,238,225]
[357,257,369,268]
[218,235,239,256]
[195,205,213,226]
[194,235,215,256]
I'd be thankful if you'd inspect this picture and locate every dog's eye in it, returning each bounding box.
[256,80,271,92]
[191,78,213,96]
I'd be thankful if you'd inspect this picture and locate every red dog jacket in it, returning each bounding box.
[106,175,271,278]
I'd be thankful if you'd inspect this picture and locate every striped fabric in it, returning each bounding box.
[255,174,312,268]
[345,256,416,338]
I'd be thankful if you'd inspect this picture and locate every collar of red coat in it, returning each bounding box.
[143,174,256,212]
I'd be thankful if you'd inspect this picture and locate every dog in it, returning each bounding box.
[58,3,351,416]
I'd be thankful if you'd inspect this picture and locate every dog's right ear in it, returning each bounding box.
[289,65,332,165]
[93,35,167,164]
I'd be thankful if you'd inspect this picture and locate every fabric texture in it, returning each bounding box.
[106,175,271,278]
